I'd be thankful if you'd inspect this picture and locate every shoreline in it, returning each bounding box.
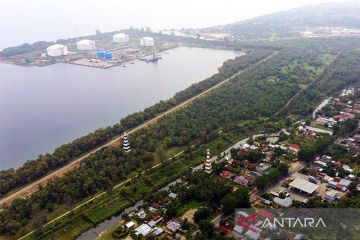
[0,49,253,207]
[0,45,179,69]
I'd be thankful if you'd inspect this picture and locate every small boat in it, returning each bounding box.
[146,52,162,63]
[123,65,127,67]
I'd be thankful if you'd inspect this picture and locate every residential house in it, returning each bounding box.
[152,227,164,237]
[234,175,249,187]
[243,160,256,170]
[125,221,135,229]
[148,215,163,227]
[168,192,177,199]
[167,219,181,232]
[136,210,147,219]
[135,224,152,237]
[323,190,341,202]
[244,225,261,240]
[256,163,271,175]
[289,144,300,155]
[220,170,235,179]
[273,197,293,207]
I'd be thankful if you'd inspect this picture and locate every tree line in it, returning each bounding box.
[0,49,272,197]
[1,38,360,237]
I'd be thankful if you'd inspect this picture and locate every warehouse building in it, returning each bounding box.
[289,178,319,195]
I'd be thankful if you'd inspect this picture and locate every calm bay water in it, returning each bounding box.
[0,47,240,169]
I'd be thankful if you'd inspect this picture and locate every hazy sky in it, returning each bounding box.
[0,0,348,49]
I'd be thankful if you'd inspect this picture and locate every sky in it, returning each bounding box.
[0,0,348,49]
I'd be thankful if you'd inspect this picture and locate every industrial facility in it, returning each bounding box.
[96,50,112,60]
[104,51,112,60]
[76,39,96,51]
[46,44,69,57]
[7,29,175,68]
[140,37,155,46]
[113,33,130,43]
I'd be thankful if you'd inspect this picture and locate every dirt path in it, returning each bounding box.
[0,52,277,208]
[182,209,197,224]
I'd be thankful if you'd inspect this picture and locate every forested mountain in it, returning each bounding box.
[213,1,360,38]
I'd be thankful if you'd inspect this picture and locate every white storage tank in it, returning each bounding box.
[46,44,69,56]
[76,39,96,51]
[113,33,129,43]
[140,37,154,47]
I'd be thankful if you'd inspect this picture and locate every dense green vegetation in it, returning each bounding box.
[285,50,360,116]
[333,118,359,135]
[0,49,272,197]
[254,162,289,190]
[163,172,249,239]
[298,135,334,161]
[221,188,250,214]
[1,36,360,239]
[0,41,54,57]
[221,2,360,39]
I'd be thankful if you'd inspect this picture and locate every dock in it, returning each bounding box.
[139,53,162,63]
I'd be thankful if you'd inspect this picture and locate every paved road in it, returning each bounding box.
[312,97,331,119]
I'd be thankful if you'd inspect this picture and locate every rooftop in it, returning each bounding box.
[289,178,319,194]
[135,223,152,236]
[273,197,293,207]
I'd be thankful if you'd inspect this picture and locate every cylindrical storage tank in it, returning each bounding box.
[104,51,112,60]
[113,33,129,43]
[47,44,69,56]
[140,37,154,47]
[96,50,104,58]
[77,39,96,51]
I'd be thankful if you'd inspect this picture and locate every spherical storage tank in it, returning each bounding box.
[140,37,154,47]
[104,51,112,60]
[113,33,129,43]
[76,39,96,51]
[47,44,68,57]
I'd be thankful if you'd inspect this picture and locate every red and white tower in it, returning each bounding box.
[204,149,212,174]
[123,132,131,152]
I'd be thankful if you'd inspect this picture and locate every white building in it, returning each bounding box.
[76,39,96,51]
[323,189,341,202]
[113,33,129,43]
[47,44,68,56]
[273,197,293,207]
[125,221,135,229]
[135,224,152,237]
[289,178,319,195]
[140,37,155,46]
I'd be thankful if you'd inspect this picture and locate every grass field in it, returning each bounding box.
[17,117,283,240]
[177,200,204,216]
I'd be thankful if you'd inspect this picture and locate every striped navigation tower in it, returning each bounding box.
[204,149,212,174]
[123,132,131,152]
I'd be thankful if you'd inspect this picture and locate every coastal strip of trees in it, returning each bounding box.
[0,40,350,237]
[0,49,273,197]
